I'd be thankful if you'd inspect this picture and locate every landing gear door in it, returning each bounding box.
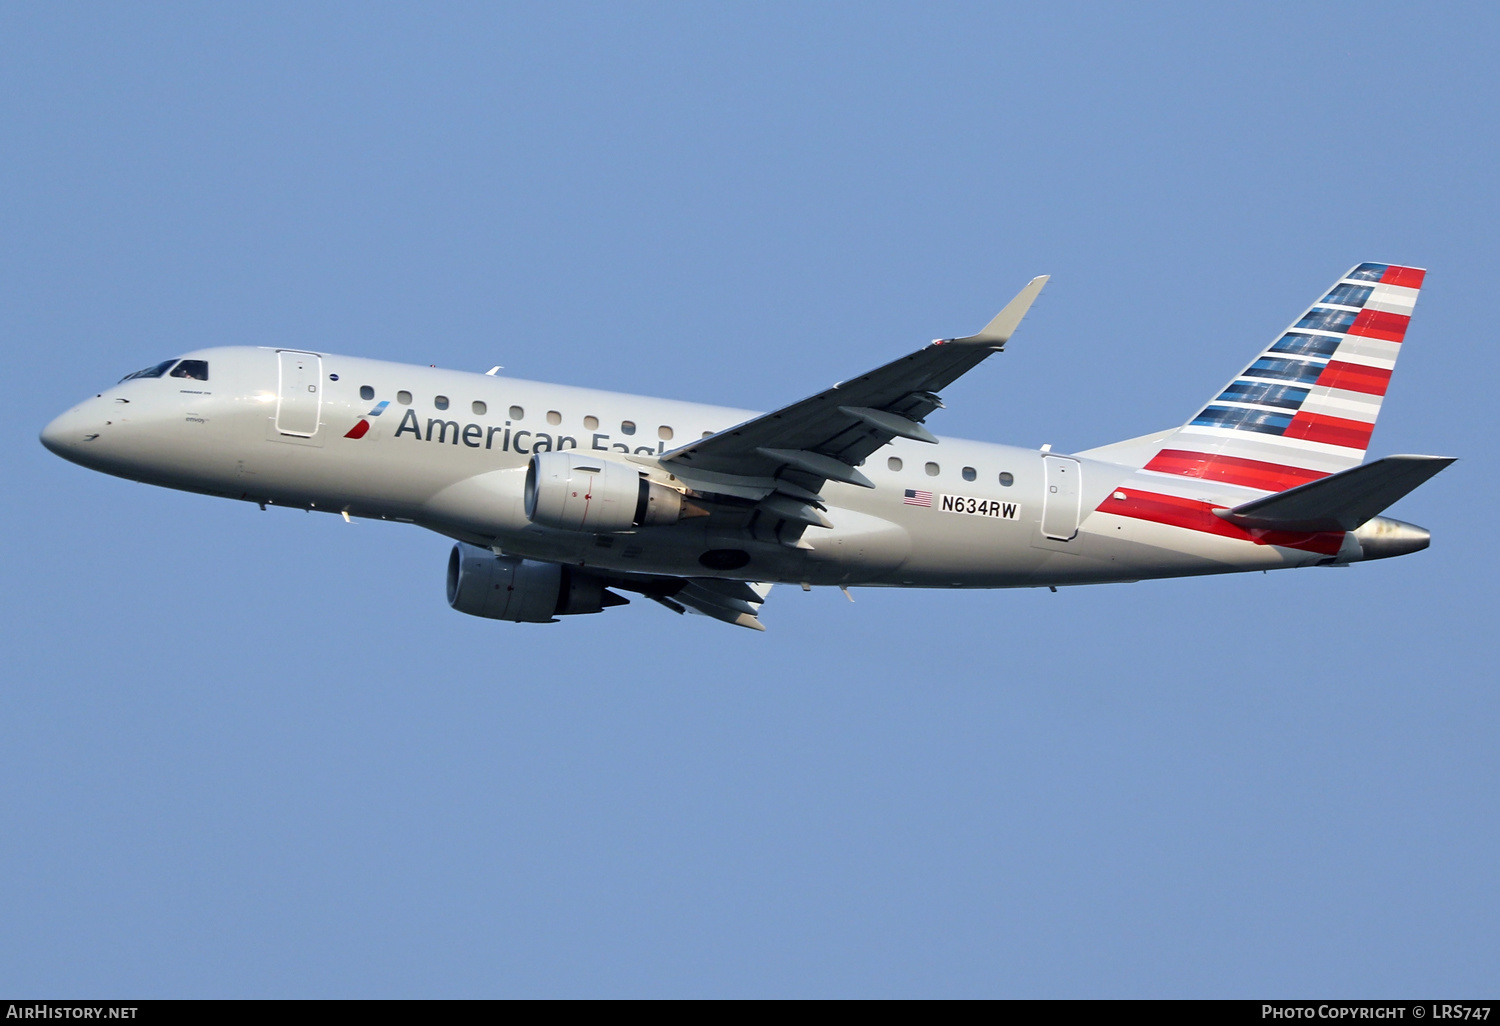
[276,351,322,437]
[1040,454,1082,542]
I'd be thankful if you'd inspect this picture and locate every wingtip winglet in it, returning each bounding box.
[952,274,1049,346]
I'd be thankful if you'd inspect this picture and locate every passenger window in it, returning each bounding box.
[547,411,562,425]
[621,421,636,435]
[509,405,524,420]
[962,466,976,482]
[435,395,450,410]
[888,457,903,471]
[119,359,177,382]
[999,472,1014,487]
[925,462,940,477]
[360,385,375,401]
[170,360,209,381]
[658,425,673,441]
[397,391,412,405]
[472,401,487,415]
[584,415,599,430]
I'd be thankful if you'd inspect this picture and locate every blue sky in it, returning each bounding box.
[2,2,1496,997]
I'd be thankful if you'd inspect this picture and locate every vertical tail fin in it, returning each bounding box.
[1139,263,1425,492]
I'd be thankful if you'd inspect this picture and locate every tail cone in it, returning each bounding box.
[1353,516,1431,561]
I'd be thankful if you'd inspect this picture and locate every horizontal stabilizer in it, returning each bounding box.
[1217,455,1454,532]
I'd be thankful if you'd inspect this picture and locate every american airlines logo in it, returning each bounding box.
[342,400,390,439]
[350,406,669,457]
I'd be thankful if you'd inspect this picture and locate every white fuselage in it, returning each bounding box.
[41,346,1373,591]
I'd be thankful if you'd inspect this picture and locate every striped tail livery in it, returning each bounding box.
[1143,262,1424,493]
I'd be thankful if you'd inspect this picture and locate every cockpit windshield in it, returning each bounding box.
[169,360,209,381]
[119,359,178,382]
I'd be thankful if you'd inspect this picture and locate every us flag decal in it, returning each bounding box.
[903,489,933,507]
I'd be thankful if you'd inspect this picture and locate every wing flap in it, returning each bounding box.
[837,405,938,443]
[755,447,875,488]
[612,574,773,630]
[674,579,773,631]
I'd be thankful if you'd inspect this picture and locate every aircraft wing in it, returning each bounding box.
[659,276,1048,498]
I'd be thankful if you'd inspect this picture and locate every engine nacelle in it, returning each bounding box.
[446,543,617,622]
[524,451,684,532]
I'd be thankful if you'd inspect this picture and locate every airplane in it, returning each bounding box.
[40,262,1452,631]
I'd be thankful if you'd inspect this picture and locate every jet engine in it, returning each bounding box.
[446,542,625,623]
[524,451,685,532]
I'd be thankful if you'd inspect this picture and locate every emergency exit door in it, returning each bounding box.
[275,351,322,437]
[1041,454,1082,541]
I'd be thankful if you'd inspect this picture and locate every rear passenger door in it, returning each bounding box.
[1040,454,1082,542]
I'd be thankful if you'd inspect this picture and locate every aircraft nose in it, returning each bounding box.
[40,404,101,459]
[40,411,71,455]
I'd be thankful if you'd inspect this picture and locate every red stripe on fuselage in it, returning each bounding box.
[1143,449,1329,492]
[1099,489,1344,555]
[1283,411,1374,450]
[1380,265,1426,289]
[343,419,371,439]
[1347,308,1409,342]
[1314,360,1392,396]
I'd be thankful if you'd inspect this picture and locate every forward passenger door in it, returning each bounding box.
[275,351,322,437]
